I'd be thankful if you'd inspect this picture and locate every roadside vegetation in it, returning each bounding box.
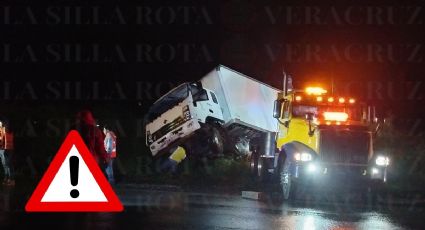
[375,117,425,192]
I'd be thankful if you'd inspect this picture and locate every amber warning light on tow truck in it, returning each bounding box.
[323,112,349,122]
[301,86,356,106]
[305,87,327,96]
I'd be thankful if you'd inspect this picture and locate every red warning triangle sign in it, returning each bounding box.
[25,130,124,212]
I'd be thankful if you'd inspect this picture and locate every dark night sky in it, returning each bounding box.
[1,0,425,130]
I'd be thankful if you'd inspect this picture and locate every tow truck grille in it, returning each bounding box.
[320,130,370,164]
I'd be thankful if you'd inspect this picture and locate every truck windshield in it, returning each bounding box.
[145,84,189,123]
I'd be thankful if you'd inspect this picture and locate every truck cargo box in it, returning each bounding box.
[200,65,280,133]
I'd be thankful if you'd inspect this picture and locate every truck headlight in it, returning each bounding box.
[307,163,317,172]
[294,152,312,162]
[147,131,153,144]
[182,105,191,121]
[375,155,390,166]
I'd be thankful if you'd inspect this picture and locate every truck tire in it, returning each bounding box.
[249,152,259,178]
[280,171,295,200]
[259,156,275,182]
[208,126,224,156]
[249,152,271,182]
[279,155,296,200]
[257,156,266,180]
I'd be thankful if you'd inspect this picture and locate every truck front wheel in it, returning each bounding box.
[208,126,225,156]
[279,161,296,200]
[281,172,293,200]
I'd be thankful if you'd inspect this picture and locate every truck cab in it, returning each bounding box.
[274,87,389,199]
[145,82,223,157]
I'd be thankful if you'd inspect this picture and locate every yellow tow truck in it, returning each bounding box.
[269,86,389,199]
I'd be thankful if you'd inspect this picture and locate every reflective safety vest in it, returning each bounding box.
[0,127,4,149]
[4,131,14,150]
[104,131,117,158]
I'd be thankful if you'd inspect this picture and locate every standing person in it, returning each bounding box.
[74,110,109,172]
[103,125,117,184]
[0,121,6,184]
[0,121,15,186]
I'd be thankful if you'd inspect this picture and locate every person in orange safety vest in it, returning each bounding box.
[0,121,15,186]
[103,125,117,184]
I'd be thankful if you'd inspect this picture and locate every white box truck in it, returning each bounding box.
[145,65,280,160]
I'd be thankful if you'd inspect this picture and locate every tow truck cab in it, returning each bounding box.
[274,87,389,199]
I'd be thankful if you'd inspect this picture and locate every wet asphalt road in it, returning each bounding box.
[1,184,425,230]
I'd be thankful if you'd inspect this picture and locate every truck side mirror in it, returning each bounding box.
[190,81,204,91]
[273,99,283,118]
[193,81,203,90]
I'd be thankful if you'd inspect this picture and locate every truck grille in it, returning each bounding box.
[320,129,370,164]
[152,116,185,141]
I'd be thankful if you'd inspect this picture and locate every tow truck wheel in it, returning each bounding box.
[281,172,292,200]
[279,164,296,200]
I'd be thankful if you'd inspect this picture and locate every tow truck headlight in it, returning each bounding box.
[375,156,390,166]
[294,152,312,162]
[307,163,317,172]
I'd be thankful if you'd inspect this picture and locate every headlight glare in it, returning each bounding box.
[307,163,317,172]
[371,167,379,174]
[294,152,312,162]
[375,155,390,166]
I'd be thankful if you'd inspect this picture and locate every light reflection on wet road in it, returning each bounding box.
[0,185,423,229]
[117,187,414,230]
